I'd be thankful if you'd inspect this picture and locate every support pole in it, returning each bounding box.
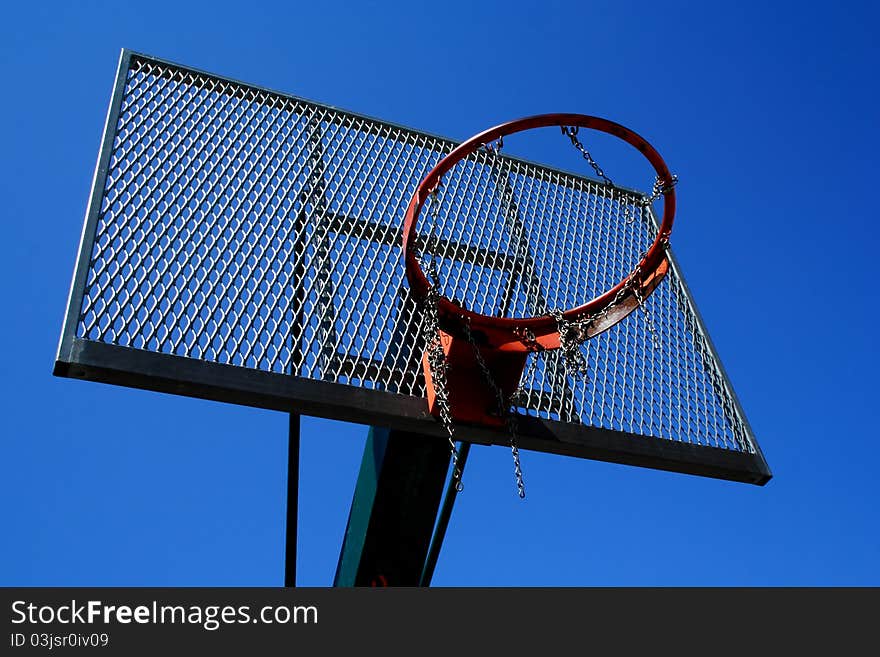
[284,413,301,587]
[420,442,470,586]
[334,427,453,587]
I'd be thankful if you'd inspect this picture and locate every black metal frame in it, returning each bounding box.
[54,49,772,487]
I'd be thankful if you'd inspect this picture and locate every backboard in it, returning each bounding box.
[55,50,771,485]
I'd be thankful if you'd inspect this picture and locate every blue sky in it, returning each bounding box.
[2,1,877,586]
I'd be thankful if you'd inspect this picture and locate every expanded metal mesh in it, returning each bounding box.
[75,54,754,453]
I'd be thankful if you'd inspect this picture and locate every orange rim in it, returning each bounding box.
[403,113,675,351]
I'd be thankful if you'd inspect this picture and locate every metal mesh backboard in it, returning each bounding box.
[55,50,770,485]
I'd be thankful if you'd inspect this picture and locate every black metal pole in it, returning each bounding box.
[284,413,301,587]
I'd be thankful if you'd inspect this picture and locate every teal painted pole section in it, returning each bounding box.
[334,428,452,587]
[334,427,389,586]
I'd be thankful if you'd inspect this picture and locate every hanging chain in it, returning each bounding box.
[562,126,679,227]
[423,285,464,491]
[642,174,679,206]
[557,124,676,357]
[561,126,613,186]
[461,319,526,499]
[416,128,675,495]
[634,174,676,348]
[562,125,638,226]
[482,136,529,497]
[550,258,664,374]
[419,188,464,492]
[631,260,661,349]
[510,327,541,406]
[550,310,591,380]
[423,189,442,285]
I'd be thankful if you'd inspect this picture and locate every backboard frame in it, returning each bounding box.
[54,49,771,486]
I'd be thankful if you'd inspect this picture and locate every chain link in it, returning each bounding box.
[549,258,663,375]
[642,174,679,206]
[479,138,529,497]
[511,327,541,406]
[462,319,526,499]
[561,125,678,225]
[635,172,677,345]
[422,189,442,286]
[550,309,590,380]
[561,126,613,187]
[422,284,464,492]
[632,275,661,349]
[629,259,661,349]
[419,187,464,491]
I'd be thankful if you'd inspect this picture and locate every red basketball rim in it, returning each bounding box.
[403,113,676,351]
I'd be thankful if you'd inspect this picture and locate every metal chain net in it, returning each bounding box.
[75,55,755,456]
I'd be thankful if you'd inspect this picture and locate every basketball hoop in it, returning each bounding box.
[404,114,676,352]
[403,113,678,496]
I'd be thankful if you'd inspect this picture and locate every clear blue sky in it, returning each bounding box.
[2,0,877,586]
